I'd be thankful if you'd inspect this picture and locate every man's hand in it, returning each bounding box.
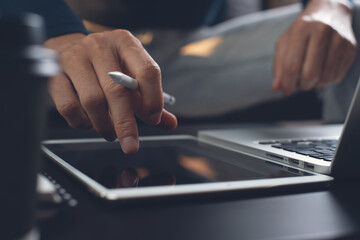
[45,30,177,154]
[273,0,357,95]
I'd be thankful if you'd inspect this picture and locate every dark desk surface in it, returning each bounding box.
[39,121,360,240]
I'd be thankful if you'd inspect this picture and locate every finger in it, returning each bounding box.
[317,34,346,88]
[333,41,357,84]
[280,33,309,95]
[137,109,177,130]
[48,74,91,129]
[61,47,116,141]
[299,23,331,90]
[111,30,163,125]
[84,33,139,154]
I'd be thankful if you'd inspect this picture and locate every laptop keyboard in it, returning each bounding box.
[259,139,338,162]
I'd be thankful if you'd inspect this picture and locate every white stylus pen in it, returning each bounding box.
[108,71,176,105]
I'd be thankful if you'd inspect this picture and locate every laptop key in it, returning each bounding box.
[266,139,338,161]
[323,140,338,145]
[282,147,298,152]
[277,140,292,143]
[259,141,278,145]
[309,154,324,159]
[314,149,334,155]
[290,139,308,144]
[314,146,332,150]
[283,144,312,149]
[295,150,321,156]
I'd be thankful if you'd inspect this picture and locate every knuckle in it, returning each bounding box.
[57,101,80,118]
[137,63,161,83]
[114,29,142,46]
[103,81,129,97]
[80,92,106,110]
[113,118,136,136]
[144,103,162,119]
[114,29,132,38]
[60,48,80,66]
[84,33,108,50]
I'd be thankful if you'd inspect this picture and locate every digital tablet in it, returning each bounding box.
[41,135,332,201]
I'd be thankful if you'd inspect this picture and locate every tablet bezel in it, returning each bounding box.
[41,136,333,201]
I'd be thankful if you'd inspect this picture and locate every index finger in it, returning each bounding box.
[84,33,140,154]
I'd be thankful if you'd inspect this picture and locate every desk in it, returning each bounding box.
[39,122,360,240]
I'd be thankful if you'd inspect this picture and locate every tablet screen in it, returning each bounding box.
[44,138,311,190]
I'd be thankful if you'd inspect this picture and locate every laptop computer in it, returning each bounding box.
[198,79,360,179]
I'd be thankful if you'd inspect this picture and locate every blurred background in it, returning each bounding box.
[65,0,299,32]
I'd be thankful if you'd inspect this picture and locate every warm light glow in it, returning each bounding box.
[136,168,150,179]
[82,20,114,32]
[82,20,154,46]
[180,36,223,57]
[136,31,154,45]
[178,156,217,179]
